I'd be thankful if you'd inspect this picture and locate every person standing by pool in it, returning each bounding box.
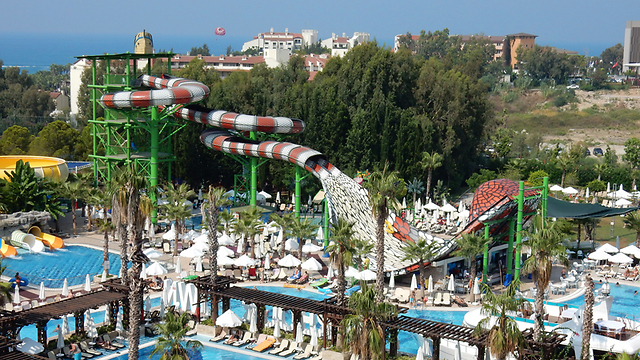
[14,273,21,287]
[70,343,81,360]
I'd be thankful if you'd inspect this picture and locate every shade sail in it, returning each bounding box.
[545,196,638,219]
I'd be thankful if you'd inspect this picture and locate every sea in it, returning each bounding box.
[0,32,244,73]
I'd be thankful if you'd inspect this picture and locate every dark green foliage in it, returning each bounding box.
[586,179,606,193]
[527,170,549,186]
[466,169,498,189]
[0,160,62,218]
[29,120,83,159]
[189,43,211,56]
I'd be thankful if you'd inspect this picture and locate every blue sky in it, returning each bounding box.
[0,0,635,57]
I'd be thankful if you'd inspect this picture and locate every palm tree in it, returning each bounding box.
[454,233,491,289]
[151,310,203,360]
[233,208,262,257]
[270,212,295,257]
[326,218,356,306]
[623,211,640,248]
[343,283,398,360]
[365,162,405,302]
[205,186,230,284]
[556,153,573,188]
[110,174,129,284]
[59,174,88,235]
[289,217,318,271]
[521,220,569,340]
[0,262,12,307]
[401,238,438,297]
[88,189,113,268]
[593,163,607,181]
[581,275,595,360]
[161,183,195,256]
[473,280,526,360]
[405,177,424,208]
[420,151,443,198]
[351,237,374,271]
[96,218,114,272]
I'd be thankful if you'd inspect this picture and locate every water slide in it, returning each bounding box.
[0,155,69,181]
[0,238,17,257]
[10,230,45,253]
[99,74,457,271]
[28,226,64,249]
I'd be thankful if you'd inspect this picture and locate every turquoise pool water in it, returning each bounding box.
[3,245,122,288]
[110,337,268,360]
[564,283,640,321]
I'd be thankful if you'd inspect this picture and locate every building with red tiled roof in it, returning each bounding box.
[242,28,317,56]
[170,54,266,78]
[321,32,369,57]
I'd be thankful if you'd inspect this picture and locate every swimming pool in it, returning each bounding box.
[3,245,123,288]
[563,283,640,321]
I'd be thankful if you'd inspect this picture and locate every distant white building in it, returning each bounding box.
[321,32,370,57]
[69,58,91,116]
[242,28,315,55]
[623,20,640,72]
[170,54,266,78]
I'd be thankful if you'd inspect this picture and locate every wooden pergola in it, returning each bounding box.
[0,336,48,360]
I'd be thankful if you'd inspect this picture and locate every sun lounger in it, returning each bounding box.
[310,278,328,288]
[105,333,125,348]
[232,331,252,347]
[47,351,57,360]
[162,241,171,253]
[277,269,289,280]
[269,269,281,281]
[269,339,289,355]
[80,341,102,356]
[185,320,197,336]
[247,334,268,349]
[294,344,314,359]
[288,270,302,283]
[433,292,444,306]
[279,341,299,357]
[96,336,117,351]
[345,285,360,296]
[394,288,410,303]
[210,329,229,342]
[252,336,277,352]
[441,292,452,306]
[295,273,309,284]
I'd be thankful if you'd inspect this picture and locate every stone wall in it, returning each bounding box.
[0,211,54,240]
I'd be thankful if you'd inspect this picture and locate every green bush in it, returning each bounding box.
[553,95,568,107]
[586,179,606,193]
[527,170,549,186]
[501,91,519,103]
[466,169,498,189]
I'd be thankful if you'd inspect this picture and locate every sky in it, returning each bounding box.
[0,0,636,60]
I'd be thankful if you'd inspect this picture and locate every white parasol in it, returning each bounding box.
[264,252,271,270]
[195,256,203,272]
[416,346,425,360]
[302,241,323,253]
[146,262,168,276]
[116,311,123,333]
[473,277,480,295]
[218,233,234,246]
[84,274,91,292]
[310,315,318,347]
[357,269,376,281]
[180,247,204,258]
[141,263,147,279]
[217,309,242,327]
[144,295,152,314]
[104,308,111,326]
[249,307,258,333]
[588,250,612,261]
[295,321,304,344]
[85,310,98,339]
[562,187,579,195]
[597,243,619,253]
[278,254,302,268]
[101,269,108,282]
[234,254,256,267]
[284,238,299,251]
[550,184,563,192]
[218,255,236,266]
[317,227,324,241]
[410,274,418,290]
[56,325,64,349]
[276,192,281,203]
[301,257,323,271]
[345,267,360,278]
[143,249,163,258]
[447,276,455,293]
[159,297,165,319]
[38,282,45,301]
[389,271,395,288]
[427,275,434,294]
[61,315,69,336]
[273,309,281,338]
[327,261,334,279]
[61,278,69,297]
[236,235,245,254]
[621,244,640,259]
[609,252,633,264]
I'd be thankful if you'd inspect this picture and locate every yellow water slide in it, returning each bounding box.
[28,226,64,249]
[0,238,17,257]
[0,155,69,181]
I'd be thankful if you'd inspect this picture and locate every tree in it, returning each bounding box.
[593,163,607,181]
[401,237,438,294]
[58,174,87,235]
[0,125,32,155]
[0,261,12,308]
[270,212,295,257]
[600,44,623,74]
[365,163,405,302]
[516,45,574,84]
[454,233,491,294]
[190,44,211,56]
[405,177,424,208]
[326,219,356,306]
[343,283,398,360]
[351,237,374,271]
[581,275,594,360]
[28,120,81,159]
[473,280,526,360]
[521,220,569,340]
[151,310,203,360]
[289,217,318,272]
[556,153,573,188]
[623,211,640,248]
[623,138,640,188]
[159,183,195,256]
[233,208,262,257]
[206,186,230,285]
[420,151,443,198]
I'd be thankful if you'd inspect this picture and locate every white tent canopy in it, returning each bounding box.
[596,243,619,254]
[216,309,243,327]
[301,257,323,271]
[609,252,634,264]
[588,250,612,261]
[278,254,302,268]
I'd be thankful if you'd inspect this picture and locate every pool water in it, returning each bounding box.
[3,245,123,288]
[564,283,640,321]
[110,337,267,360]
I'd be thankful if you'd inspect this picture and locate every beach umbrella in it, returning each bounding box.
[159,297,165,319]
[146,262,168,276]
[218,233,234,246]
[61,315,69,336]
[597,243,619,253]
[255,235,263,259]
[276,192,281,203]
[38,282,45,301]
[276,230,284,245]
[345,267,360,278]
[427,275,434,294]
[264,252,271,270]
[586,187,590,198]
[236,235,245,254]
[101,269,107,282]
[278,254,302,268]
[562,187,579,195]
[357,269,377,281]
[85,310,98,339]
[144,295,152,314]
[301,257,323,271]
[441,203,456,213]
[16,338,44,355]
[621,244,640,259]
[284,238,299,251]
[416,346,424,360]
[389,271,396,288]
[609,252,633,264]
[103,308,111,326]
[317,227,324,241]
[218,255,236,266]
[310,321,318,347]
[56,325,64,349]
[140,263,147,279]
[195,256,203,272]
[615,198,632,207]
[162,228,176,240]
[447,276,455,293]
[218,246,235,257]
[249,307,258,333]
[327,261,334,279]
[410,274,418,290]
[191,241,209,252]
[302,241,323,253]
[402,197,407,209]
[180,247,204,258]
[217,309,242,327]
[589,250,612,261]
[424,337,432,357]
[473,277,481,295]
[116,311,123,333]
[425,201,440,211]
[175,257,182,274]
[61,278,69,297]
[259,190,272,199]
[295,321,304,344]
[234,254,256,267]
[273,310,281,338]
[143,249,162,258]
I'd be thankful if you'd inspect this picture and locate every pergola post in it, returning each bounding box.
[293,310,302,339]
[257,304,266,330]
[74,311,85,338]
[477,345,486,360]
[36,320,47,347]
[388,328,398,357]
[432,337,441,360]
[211,294,219,324]
[514,181,525,279]
[222,298,230,312]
